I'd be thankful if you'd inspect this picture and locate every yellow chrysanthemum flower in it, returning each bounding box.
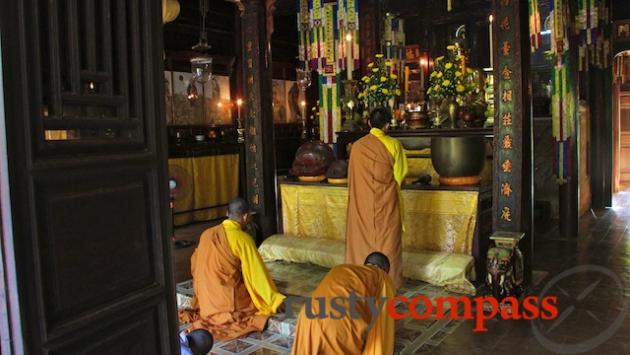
[362,76,369,82]
[385,60,393,67]
[436,72,443,78]
[395,89,401,96]
[380,77,387,82]
[431,71,437,78]
[456,85,465,93]
[372,68,379,73]
[390,74,398,79]
[367,62,374,68]
[375,54,384,58]
[445,63,453,69]
[370,85,378,91]
[436,56,444,62]
[381,88,389,94]
[442,80,451,86]
[455,71,462,77]
[447,45,456,50]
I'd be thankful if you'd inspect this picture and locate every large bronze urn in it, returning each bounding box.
[430,136,485,185]
[290,141,335,182]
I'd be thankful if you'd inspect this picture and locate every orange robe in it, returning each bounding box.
[291,264,395,355]
[180,220,285,340]
[346,132,405,288]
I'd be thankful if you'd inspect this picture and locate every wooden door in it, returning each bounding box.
[620,92,630,188]
[0,1,178,354]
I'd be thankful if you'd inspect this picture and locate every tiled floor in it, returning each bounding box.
[431,192,630,355]
[176,191,630,354]
[182,261,467,355]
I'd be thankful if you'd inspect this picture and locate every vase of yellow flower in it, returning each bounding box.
[427,44,477,128]
[358,54,401,125]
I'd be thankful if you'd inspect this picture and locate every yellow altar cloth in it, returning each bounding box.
[280,183,478,255]
[261,183,479,294]
[168,154,239,226]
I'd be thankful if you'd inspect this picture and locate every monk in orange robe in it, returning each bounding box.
[179,198,285,340]
[346,108,408,288]
[291,252,395,355]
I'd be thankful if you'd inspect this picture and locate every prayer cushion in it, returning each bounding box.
[259,234,476,295]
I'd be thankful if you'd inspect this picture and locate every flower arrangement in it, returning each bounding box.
[358,54,401,110]
[427,45,476,103]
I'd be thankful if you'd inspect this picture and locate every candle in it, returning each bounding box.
[300,100,306,120]
[236,98,242,120]
[419,58,427,90]
[489,14,494,68]
[345,33,353,80]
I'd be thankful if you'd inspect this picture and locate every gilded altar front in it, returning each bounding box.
[280,183,479,255]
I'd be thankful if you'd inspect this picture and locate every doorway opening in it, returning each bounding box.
[612,51,630,200]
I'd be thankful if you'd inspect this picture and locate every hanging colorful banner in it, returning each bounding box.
[551,54,575,184]
[575,0,611,71]
[528,0,541,52]
[297,0,360,143]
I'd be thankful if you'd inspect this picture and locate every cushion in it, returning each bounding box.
[259,234,476,295]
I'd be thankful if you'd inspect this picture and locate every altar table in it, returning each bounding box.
[259,180,493,294]
[168,154,239,226]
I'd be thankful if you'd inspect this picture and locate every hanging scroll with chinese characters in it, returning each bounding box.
[493,0,526,232]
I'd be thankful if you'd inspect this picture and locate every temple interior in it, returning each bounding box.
[1,0,630,354]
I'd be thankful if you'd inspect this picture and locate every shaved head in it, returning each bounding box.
[364,252,390,273]
[227,197,250,220]
[187,329,213,355]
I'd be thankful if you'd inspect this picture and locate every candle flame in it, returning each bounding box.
[300,100,306,107]
[345,33,352,42]
[236,98,243,106]
[489,14,494,23]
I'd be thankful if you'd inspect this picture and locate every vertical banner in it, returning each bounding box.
[297,0,360,143]
[493,0,527,232]
[528,0,541,52]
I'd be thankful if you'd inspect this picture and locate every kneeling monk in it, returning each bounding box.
[291,252,395,355]
[181,197,285,340]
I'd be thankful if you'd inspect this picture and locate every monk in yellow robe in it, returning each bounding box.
[346,108,408,288]
[180,198,285,340]
[291,252,395,355]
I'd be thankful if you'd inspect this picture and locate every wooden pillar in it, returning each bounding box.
[239,0,277,241]
[491,0,533,280]
[359,0,382,71]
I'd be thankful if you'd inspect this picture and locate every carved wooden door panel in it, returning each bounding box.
[0,1,178,354]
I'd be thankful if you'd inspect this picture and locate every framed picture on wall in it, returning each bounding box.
[614,21,630,43]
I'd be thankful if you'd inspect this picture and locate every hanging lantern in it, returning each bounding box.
[190,56,213,84]
[162,0,180,24]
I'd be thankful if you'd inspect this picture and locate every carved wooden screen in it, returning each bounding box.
[38,0,147,148]
[1,0,178,353]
